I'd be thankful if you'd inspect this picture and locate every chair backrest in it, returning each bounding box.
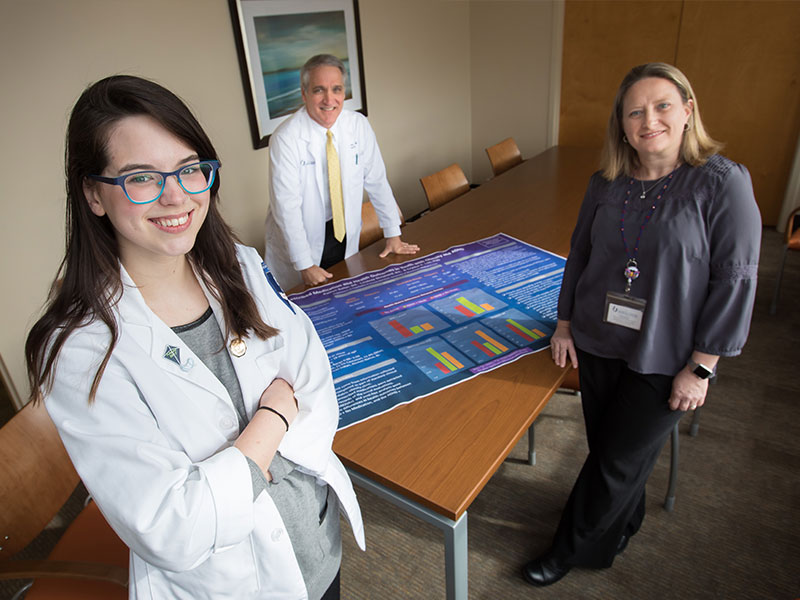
[485,137,523,177]
[0,400,80,559]
[359,201,382,250]
[420,164,470,211]
[359,200,406,250]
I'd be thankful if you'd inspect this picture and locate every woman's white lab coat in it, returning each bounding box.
[264,107,402,290]
[45,245,365,599]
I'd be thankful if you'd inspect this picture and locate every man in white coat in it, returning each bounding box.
[264,54,419,290]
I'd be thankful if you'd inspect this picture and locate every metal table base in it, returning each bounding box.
[347,468,468,600]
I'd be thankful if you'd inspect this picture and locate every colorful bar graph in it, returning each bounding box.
[475,329,508,352]
[389,319,412,338]
[388,319,435,338]
[455,305,474,317]
[483,342,501,355]
[457,296,485,314]
[441,352,464,369]
[506,322,534,342]
[507,318,542,340]
[471,340,495,357]
[427,347,456,371]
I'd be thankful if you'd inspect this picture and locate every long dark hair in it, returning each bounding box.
[26,75,277,403]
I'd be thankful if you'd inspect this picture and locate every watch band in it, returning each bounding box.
[687,358,714,380]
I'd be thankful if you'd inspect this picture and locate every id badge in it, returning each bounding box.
[604,291,647,331]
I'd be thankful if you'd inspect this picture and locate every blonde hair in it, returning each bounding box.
[600,62,722,180]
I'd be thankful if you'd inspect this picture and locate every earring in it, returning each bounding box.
[683,122,690,132]
[623,135,628,144]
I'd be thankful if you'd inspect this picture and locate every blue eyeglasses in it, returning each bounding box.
[88,160,220,204]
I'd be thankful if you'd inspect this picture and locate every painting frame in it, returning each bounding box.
[228,0,368,149]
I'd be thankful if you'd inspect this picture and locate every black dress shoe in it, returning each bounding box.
[616,534,629,555]
[521,554,571,587]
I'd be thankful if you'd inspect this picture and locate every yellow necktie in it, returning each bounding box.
[326,129,346,242]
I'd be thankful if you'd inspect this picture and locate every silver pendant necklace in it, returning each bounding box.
[639,174,670,199]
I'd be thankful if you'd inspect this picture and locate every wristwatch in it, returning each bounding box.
[687,358,714,380]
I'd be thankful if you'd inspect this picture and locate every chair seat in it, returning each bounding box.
[25,501,128,599]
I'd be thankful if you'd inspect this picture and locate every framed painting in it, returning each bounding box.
[229,0,367,149]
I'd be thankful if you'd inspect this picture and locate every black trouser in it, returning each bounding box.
[549,348,684,568]
[321,570,341,600]
[320,219,347,269]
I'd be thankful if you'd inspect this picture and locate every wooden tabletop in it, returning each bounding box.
[325,146,601,520]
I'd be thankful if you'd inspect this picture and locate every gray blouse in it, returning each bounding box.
[557,154,761,376]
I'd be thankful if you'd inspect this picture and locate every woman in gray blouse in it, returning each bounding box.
[522,63,761,587]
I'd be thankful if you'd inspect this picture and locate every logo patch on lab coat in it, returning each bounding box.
[262,262,296,314]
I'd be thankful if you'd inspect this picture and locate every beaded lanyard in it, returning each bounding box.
[620,170,676,293]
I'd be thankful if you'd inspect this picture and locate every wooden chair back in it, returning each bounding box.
[359,200,383,250]
[0,401,79,558]
[485,137,523,177]
[359,200,406,250]
[420,164,470,211]
[0,401,128,596]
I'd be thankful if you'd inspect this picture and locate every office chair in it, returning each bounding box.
[769,206,800,314]
[420,163,470,211]
[0,400,128,600]
[485,137,523,177]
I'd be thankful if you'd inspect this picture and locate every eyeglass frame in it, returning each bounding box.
[86,160,221,205]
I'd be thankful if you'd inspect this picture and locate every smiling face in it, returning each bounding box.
[301,65,345,129]
[621,77,693,168]
[83,115,209,272]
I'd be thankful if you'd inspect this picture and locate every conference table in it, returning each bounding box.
[303,146,600,599]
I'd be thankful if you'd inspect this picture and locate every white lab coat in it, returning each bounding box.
[264,107,402,290]
[45,245,365,599]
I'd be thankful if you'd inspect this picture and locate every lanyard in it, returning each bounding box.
[620,169,676,293]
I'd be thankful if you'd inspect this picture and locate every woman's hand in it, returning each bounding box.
[236,379,298,478]
[258,378,298,426]
[551,319,578,369]
[669,352,718,411]
[668,367,709,411]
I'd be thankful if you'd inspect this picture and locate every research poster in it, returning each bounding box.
[289,233,566,429]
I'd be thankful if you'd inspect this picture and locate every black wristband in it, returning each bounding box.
[257,405,289,431]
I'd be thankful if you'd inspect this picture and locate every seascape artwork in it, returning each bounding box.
[255,10,353,119]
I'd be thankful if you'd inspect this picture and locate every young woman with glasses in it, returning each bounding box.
[26,75,363,600]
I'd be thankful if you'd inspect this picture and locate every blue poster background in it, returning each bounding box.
[289,233,566,430]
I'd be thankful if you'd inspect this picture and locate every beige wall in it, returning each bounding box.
[0,0,556,406]
[470,0,557,183]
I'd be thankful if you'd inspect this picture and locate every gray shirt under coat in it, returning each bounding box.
[557,154,761,376]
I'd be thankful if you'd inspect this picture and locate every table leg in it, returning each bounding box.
[346,468,469,600]
[527,422,536,466]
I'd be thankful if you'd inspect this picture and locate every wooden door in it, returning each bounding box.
[559,0,800,225]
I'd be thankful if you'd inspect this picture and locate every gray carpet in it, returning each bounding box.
[3,228,798,599]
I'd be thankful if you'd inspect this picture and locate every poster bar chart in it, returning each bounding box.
[389,319,413,338]
[475,329,508,352]
[505,318,545,342]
